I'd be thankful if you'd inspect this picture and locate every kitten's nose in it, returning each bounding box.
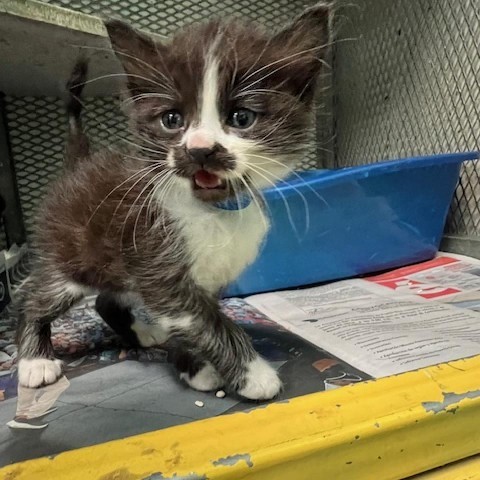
[188,147,216,165]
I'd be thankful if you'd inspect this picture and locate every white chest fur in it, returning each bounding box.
[167,193,269,293]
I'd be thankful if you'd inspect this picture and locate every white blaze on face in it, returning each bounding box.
[182,54,253,177]
[184,55,222,151]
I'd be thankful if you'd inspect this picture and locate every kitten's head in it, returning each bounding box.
[105,4,330,202]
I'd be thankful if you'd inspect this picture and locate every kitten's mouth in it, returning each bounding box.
[191,169,229,202]
[193,170,226,190]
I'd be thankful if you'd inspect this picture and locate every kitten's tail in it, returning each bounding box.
[65,58,90,169]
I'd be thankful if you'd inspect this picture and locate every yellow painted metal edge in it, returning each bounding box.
[2,355,480,480]
[409,455,480,480]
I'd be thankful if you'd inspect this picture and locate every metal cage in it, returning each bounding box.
[1,0,479,257]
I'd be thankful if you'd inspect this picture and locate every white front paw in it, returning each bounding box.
[180,362,224,392]
[18,358,63,388]
[238,356,282,400]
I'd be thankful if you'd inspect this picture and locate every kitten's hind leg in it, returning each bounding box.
[174,350,224,392]
[95,291,168,347]
[16,273,84,388]
[142,289,282,400]
[97,292,222,390]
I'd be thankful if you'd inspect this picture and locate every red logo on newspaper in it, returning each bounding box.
[371,278,460,299]
[366,256,461,299]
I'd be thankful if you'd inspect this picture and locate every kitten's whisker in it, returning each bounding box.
[122,92,175,106]
[265,82,314,145]
[119,170,167,244]
[226,179,257,247]
[240,36,274,82]
[237,55,323,96]
[239,38,352,86]
[84,124,167,158]
[249,86,315,147]
[71,44,174,90]
[243,152,330,207]
[147,174,177,232]
[131,170,173,250]
[256,112,294,143]
[230,46,239,91]
[110,165,163,235]
[154,174,182,238]
[245,165,304,240]
[258,82,314,145]
[74,73,169,92]
[82,128,168,164]
[234,88,293,99]
[123,152,166,164]
[206,181,247,249]
[143,170,175,228]
[234,173,269,233]
[132,130,170,151]
[231,181,244,222]
[238,37,356,94]
[113,135,168,156]
[247,163,310,236]
[147,170,177,232]
[122,131,169,154]
[87,165,158,225]
[72,94,168,156]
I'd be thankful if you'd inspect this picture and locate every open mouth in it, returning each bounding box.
[193,170,227,190]
[191,169,230,202]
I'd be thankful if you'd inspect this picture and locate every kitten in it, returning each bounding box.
[16,4,330,400]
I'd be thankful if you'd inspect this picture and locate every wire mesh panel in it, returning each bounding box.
[4,97,128,241]
[334,0,480,243]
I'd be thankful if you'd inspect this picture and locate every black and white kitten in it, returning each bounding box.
[16,4,330,400]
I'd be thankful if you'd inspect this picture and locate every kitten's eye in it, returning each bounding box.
[227,108,257,129]
[161,110,184,130]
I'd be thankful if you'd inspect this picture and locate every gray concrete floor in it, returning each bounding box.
[0,361,241,465]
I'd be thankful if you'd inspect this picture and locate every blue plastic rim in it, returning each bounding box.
[224,151,479,297]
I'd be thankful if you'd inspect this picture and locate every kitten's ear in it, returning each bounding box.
[270,3,331,99]
[272,3,331,56]
[105,20,163,92]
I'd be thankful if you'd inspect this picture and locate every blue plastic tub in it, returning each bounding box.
[225,152,478,297]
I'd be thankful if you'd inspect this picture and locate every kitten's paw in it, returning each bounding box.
[180,362,224,392]
[237,356,282,400]
[131,321,168,347]
[18,358,63,388]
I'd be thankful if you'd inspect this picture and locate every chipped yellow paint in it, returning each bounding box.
[2,355,480,480]
[411,455,480,479]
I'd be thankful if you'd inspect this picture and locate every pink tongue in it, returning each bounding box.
[194,170,222,189]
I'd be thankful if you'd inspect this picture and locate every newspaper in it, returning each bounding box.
[246,253,480,378]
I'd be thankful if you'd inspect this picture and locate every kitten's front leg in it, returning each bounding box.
[144,294,282,400]
[16,273,83,387]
